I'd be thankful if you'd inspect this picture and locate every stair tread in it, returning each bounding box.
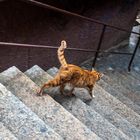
[0,83,62,140]
[103,72,140,106]
[119,71,140,99]
[0,122,17,140]
[129,71,140,81]
[25,65,135,140]
[107,71,140,92]
[90,84,140,129]
[98,79,140,115]
[0,66,99,140]
[84,97,140,140]
[58,96,131,140]
[47,67,59,77]
[74,84,140,130]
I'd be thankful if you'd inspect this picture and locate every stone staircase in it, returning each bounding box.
[0,65,140,140]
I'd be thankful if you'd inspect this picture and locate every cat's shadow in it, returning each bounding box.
[53,90,93,105]
[40,87,93,104]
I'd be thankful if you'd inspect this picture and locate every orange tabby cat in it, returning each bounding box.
[38,40,102,97]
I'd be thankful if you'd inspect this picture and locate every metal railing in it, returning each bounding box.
[1,0,140,71]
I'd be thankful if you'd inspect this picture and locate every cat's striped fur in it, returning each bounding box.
[38,40,102,97]
[57,40,68,68]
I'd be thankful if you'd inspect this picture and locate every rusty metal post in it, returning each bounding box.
[128,35,140,71]
[92,25,106,68]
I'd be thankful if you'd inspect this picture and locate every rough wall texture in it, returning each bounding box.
[0,0,139,71]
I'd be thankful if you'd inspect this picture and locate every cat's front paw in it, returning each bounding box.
[37,89,43,96]
[92,94,95,98]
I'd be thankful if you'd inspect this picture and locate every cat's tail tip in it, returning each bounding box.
[61,40,67,48]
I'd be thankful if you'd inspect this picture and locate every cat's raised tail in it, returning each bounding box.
[57,40,68,68]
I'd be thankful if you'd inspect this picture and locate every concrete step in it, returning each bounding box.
[120,71,140,98]
[0,83,62,140]
[47,67,60,76]
[57,96,131,140]
[129,71,140,81]
[47,67,140,130]
[47,67,59,77]
[25,65,132,140]
[98,79,140,115]
[74,85,140,136]
[103,71,140,106]
[0,66,100,140]
[107,71,140,93]
[0,122,17,140]
[88,84,140,129]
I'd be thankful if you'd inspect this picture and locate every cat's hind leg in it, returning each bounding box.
[67,86,75,97]
[38,76,61,96]
[60,84,65,95]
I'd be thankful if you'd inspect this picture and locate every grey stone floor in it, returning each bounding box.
[81,42,140,73]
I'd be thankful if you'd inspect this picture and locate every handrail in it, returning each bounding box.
[20,0,140,35]
[0,41,133,55]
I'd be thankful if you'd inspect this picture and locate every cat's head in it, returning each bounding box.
[91,69,103,81]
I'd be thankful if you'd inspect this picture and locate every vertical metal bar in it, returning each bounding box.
[92,25,106,69]
[128,35,140,71]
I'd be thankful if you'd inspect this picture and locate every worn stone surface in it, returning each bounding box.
[0,122,17,140]
[58,96,131,140]
[105,71,140,105]
[86,98,140,140]
[0,66,100,140]
[118,71,140,91]
[72,86,140,138]
[88,84,140,129]
[102,73,140,106]
[128,71,140,81]
[98,79,140,115]
[25,65,53,87]
[25,65,132,140]
[47,67,59,77]
[0,83,62,140]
